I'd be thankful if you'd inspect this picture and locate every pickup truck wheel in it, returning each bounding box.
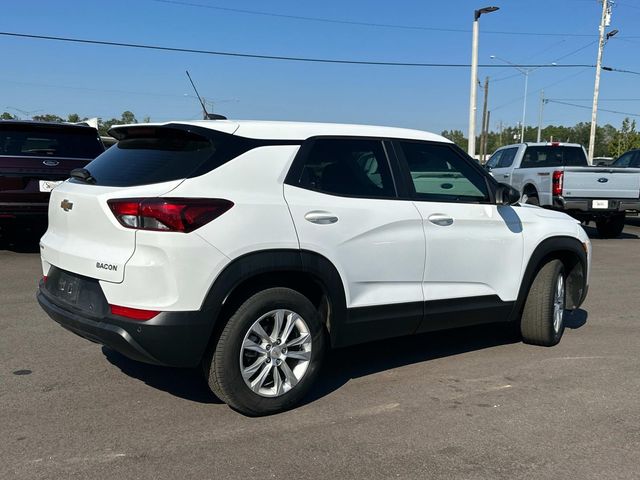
[520,259,565,347]
[596,215,625,238]
[521,193,539,206]
[204,288,326,416]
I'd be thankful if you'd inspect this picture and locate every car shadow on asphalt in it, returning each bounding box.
[304,311,587,406]
[101,310,588,407]
[581,222,639,240]
[102,347,223,404]
[0,221,46,253]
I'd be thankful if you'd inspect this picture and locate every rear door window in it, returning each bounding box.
[520,146,587,168]
[82,126,255,187]
[294,138,396,198]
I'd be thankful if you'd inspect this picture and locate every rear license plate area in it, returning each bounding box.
[39,180,63,192]
[44,267,109,316]
[50,271,81,305]
[592,200,609,209]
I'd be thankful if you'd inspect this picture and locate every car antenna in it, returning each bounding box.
[185,70,227,120]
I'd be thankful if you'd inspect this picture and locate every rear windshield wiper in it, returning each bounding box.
[70,168,96,184]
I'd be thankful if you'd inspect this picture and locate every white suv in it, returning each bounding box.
[37,120,591,415]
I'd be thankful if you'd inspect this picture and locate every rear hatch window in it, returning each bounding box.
[0,123,103,159]
[82,126,254,187]
[521,146,588,168]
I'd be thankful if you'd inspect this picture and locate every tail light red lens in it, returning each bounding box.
[107,198,233,233]
[110,304,160,321]
[552,170,564,196]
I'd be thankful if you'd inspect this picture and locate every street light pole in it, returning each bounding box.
[521,70,529,142]
[489,55,536,144]
[588,0,616,164]
[537,90,545,142]
[468,6,500,158]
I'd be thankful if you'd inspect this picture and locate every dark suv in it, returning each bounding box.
[612,149,640,168]
[0,121,104,222]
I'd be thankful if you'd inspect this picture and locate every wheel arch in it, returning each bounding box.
[200,249,348,357]
[521,183,539,198]
[513,236,588,320]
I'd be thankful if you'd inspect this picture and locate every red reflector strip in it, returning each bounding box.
[110,304,160,321]
[43,275,48,284]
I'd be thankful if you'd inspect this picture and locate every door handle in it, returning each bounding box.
[304,211,338,225]
[503,173,510,178]
[427,213,454,227]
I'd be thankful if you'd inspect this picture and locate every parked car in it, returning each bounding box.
[0,120,104,223]
[486,142,640,237]
[37,120,590,415]
[611,149,640,168]
[100,136,118,149]
[593,156,615,166]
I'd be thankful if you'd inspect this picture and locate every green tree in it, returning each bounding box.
[441,129,468,152]
[611,118,640,157]
[98,111,139,136]
[31,114,64,122]
[121,111,136,124]
[1,112,17,120]
[67,113,81,123]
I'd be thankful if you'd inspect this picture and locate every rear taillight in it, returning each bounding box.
[110,304,159,321]
[552,170,564,196]
[107,198,233,233]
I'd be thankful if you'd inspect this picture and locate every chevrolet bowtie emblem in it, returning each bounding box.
[60,199,73,212]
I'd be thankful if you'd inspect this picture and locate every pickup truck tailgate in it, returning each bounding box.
[563,167,640,198]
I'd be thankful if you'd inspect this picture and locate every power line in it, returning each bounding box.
[0,31,596,68]
[492,68,592,111]
[551,98,640,101]
[150,0,638,37]
[0,77,191,98]
[602,66,640,76]
[492,39,597,82]
[547,99,640,117]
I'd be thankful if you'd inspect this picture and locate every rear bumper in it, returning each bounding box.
[553,196,640,216]
[37,281,216,367]
[0,201,49,217]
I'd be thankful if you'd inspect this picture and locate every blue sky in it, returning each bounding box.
[1,0,639,134]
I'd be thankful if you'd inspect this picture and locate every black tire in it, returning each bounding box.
[203,287,326,416]
[520,259,566,347]
[596,215,625,238]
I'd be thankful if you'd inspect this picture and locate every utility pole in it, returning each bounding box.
[588,0,614,164]
[537,90,545,142]
[480,77,490,162]
[483,111,491,162]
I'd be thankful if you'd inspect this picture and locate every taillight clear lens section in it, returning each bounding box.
[107,198,233,233]
[552,171,564,196]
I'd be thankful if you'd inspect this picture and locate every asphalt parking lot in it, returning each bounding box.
[2,220,640,480]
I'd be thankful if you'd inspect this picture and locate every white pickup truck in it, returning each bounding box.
[486,142,640,238]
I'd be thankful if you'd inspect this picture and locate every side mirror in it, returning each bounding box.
[495,183,520,206]
[484,164,492,171]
